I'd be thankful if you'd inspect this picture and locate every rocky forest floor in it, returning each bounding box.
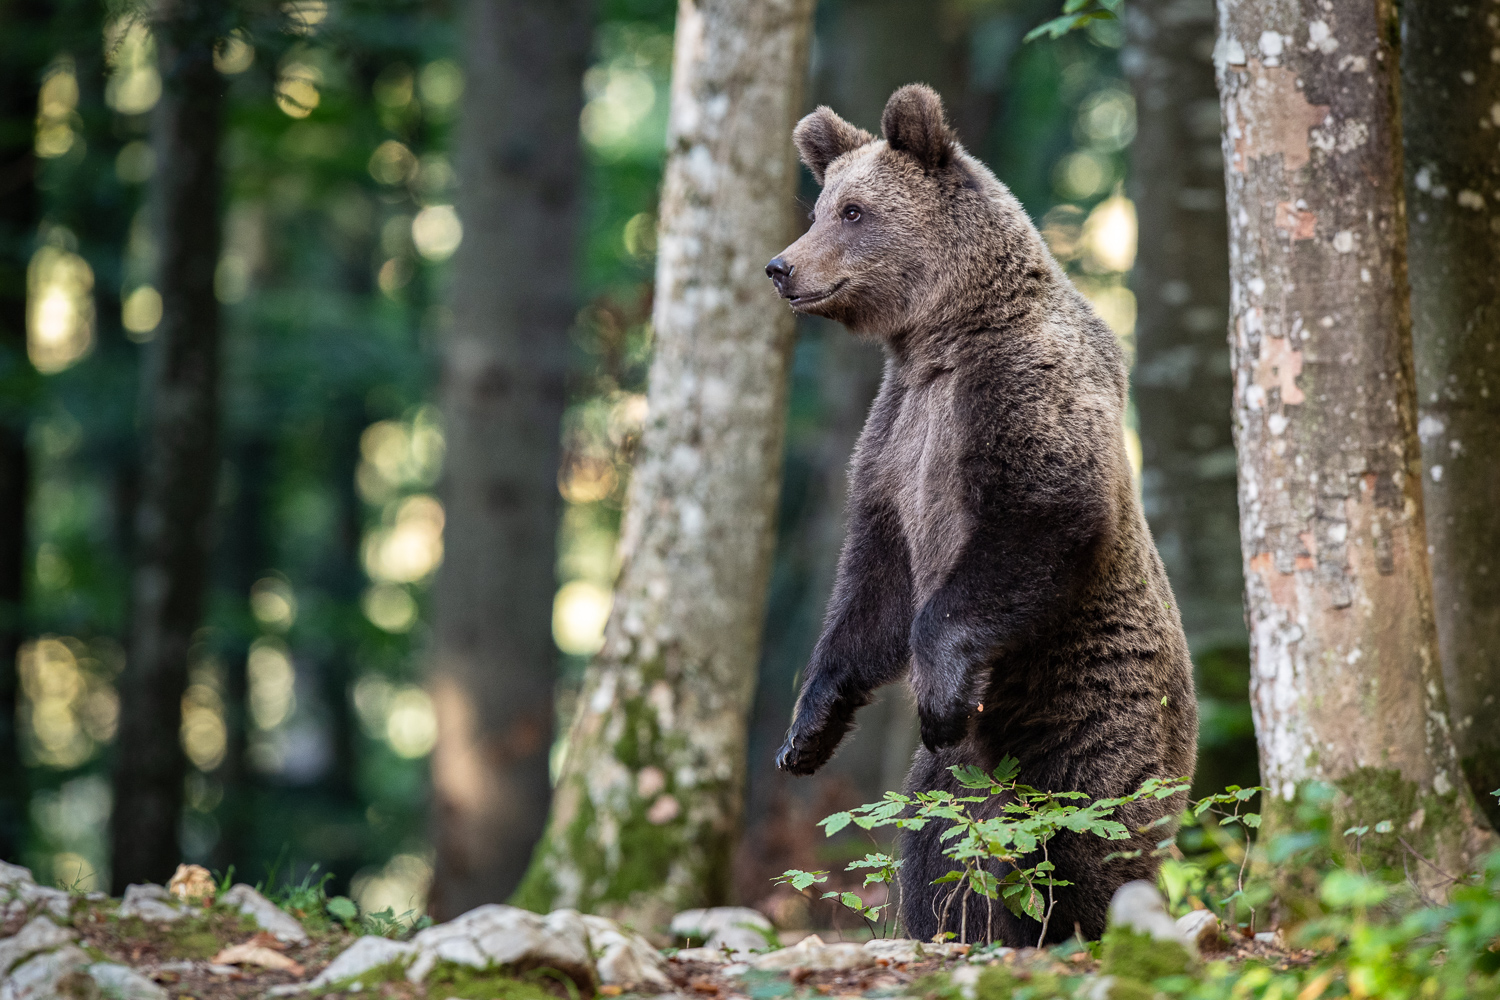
[0,861,1320,1000]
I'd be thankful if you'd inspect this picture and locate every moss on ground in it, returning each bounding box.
[423,962,577,1000]
[1100,927,1191,982]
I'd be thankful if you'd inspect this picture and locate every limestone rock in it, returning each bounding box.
[220,884,309,944]
[117,885,184,924]
[87,962,171,1000]
[862,939,970,966]
[0,944,90,1000]
[0,916,77,977]
[1106,881,1181,946]
[1175,909,1224,953]
[670,947,729,964]
[3,882,70,922]
[405,905,595,992]
[751,934,874,973]
[306,936,418,989]
[577,913,671,989]
[0,863,32,891]
[669,907,774,957]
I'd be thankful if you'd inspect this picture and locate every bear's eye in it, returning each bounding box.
[841,205,863,223]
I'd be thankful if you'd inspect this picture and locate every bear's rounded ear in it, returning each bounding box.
[794,106,874,185]
[881,84,954,173]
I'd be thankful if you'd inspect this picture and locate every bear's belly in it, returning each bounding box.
[879,377,971,607]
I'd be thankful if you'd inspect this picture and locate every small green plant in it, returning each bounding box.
[776,758,1190,946]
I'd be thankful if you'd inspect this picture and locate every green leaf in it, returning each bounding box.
[326,896,358,922]
[774,869,829,892]
[991,756,1021,784]
[1023,13,1090,42]
[933,870,964,885]
[1235,787,1262,801]
[819,812,853,836]
[1062,0,1090,11]
[950,764,995,790]
[1243,813,1261,828]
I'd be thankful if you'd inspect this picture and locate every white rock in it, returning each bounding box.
[671,947,729,964]
[1082,974,1118,1000]
[578,913,671,989]
[4,883,70,921]
[88,962,171,1000]
[0,944,89,1000]
[1175,909,1223,953]
[220,884,309,944]
[1107,881,1183,948]
[118,884,184,923]
[752,934,874,973]
[406,905,594,991]
[862,939,970,966]
[670,907,774,956]
[0,863,32,890]
[949,965,981,999]
[307,936,418,988]
[0,916,77,976]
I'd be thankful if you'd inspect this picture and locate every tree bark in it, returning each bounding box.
[0,0,48,864]
[426,0,589,919]
[1124,0,1243,656]
[111,0,224,890]
[1401,4,1500,828]
[1214,0,1493,884]
[514,0,814,928]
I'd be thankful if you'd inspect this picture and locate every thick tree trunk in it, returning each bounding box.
[0,0,48,864]
[1124,0,1243,656]
[514,0,814,928]
[1214,0,1493,884]
[1401,5,1500,828]
[112,0,224,889]
[426,0,589,918]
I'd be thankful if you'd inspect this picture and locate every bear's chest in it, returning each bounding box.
[873,376,971,606]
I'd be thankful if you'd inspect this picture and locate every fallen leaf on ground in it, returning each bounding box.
[212,940,305,975]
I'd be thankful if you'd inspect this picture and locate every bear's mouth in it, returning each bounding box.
[790,279,847,310]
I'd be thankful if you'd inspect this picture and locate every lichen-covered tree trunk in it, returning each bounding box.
[111,0,224,889]
[427,0,589,919]
[1401,4,1500,829]
[1214,0,1494,885]
[515,0,814,929]
[1124,0,1244,658]
[0,0,49,864]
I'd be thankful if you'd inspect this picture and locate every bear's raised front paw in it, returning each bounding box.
[775,730,836,776]
[918,704,969,752]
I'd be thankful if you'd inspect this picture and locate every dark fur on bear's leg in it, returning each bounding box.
[768,84,1197,946]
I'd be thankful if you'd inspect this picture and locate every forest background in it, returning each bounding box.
[0,0,1394,928]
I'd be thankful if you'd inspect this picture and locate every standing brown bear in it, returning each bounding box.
[765,84,1196,946]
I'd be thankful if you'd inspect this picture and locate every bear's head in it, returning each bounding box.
[766,84,1045,338]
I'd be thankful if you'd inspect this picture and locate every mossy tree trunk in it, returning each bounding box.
[426,0,590,919]
[111,0,225,889]
[1213,0,1493,887]
[0,0,49,863]
[1401,3,1500,829]
[515,0,814,929]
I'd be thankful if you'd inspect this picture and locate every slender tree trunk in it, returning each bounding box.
[426,0,589,918]
[515,0,814,928]
[1401,5,1500,828]
[1124,0,1243,655]
[1214,0,1493,886]
[111,0,224,889]
[0,0,48,864]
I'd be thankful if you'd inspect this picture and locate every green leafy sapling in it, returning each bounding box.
[777,757,1191,947]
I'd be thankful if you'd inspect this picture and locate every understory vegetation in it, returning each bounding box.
[783,768,1500,998]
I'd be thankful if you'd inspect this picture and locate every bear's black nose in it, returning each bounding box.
[765,257,793,294]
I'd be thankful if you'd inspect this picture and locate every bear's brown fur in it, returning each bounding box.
[766,84,1197,945]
